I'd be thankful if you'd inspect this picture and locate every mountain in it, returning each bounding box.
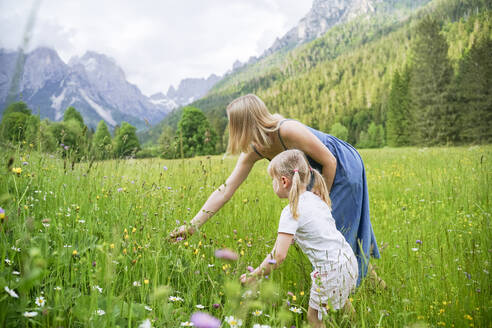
[0,47,174,129]
[148,74,221,112]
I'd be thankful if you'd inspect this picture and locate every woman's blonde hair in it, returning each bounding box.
[226,94,283,154]
[268,149,331,219]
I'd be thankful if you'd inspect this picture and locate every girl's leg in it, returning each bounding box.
[307,306,326,328]
[368,263,386,289]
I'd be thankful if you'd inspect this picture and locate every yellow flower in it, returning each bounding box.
[300,291,305,296]
[437,322,446,326]
[72,250,78,256]
[417,315,425,320]
[12,167,22,174]
[194,249,199,255]
[144,279,149,285]
[464,315,473,321]
[132,227,137,233]
[110,243,115,249]
[184,242,189,247]
[292,295,297,301]
[123,248,127,255]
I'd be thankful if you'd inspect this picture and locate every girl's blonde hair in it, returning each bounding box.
[268,149,331,219]
[226,94,283,154]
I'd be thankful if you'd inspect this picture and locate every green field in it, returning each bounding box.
[0,146,490,327]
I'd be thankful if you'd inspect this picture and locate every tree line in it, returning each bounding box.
[0,103,142,160]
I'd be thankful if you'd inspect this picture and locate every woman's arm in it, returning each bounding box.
[280,121,337,191]
[170,151,259,239]
[240,233,293,284]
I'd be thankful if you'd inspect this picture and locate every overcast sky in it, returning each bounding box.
[0,0,312,96]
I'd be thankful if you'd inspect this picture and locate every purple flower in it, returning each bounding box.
[60,143,64,147]
[167,186,172,190]
[22,161,28,166]
[64,146,69,151]
[214,248,238,261]
[416,240,422,244]
[212,303,220,309]
[176,237,184,242]
[190,312,221,328]
[117,188,123,192]
[92,261,96,267]
[163,166,168,171]
[247,266,254,273]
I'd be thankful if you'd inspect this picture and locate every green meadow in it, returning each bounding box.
[0,145,490,327]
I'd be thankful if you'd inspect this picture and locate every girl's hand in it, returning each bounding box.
[169,224,196,242]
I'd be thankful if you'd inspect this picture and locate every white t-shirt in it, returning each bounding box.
[278,191,355,269]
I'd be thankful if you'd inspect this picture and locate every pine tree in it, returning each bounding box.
[387,67,411,146]
[92,120,113,159]
[455,35,492,143]
[409,16,456,145]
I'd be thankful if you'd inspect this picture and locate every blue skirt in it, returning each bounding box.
[306,126,380,286]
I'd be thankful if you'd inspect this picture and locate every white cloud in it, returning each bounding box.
[0,0,312,95]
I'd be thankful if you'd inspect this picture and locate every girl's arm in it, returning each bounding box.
[170,151,260,240]
[280,121,337,191]
[240,233,294,284]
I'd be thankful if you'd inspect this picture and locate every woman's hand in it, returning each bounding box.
[240,273,257,285]
[168,224,196,242]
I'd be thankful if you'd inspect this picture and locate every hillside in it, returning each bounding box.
[141,0,491,150]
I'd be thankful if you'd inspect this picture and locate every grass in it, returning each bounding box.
[0,145,490,327]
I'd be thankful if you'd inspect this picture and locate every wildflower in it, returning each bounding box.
[253,325,271,328]
[72,250,78,256]
[411,248,419,252]
[22,161,28,166]
[289,306,302,314]
[416,240,422,244]
[54,286,62,291]
[225,316,243,327]
[12,271,20,275]
[133,281,142,287]
[144,279,149,285]
[247,266,254,272]
[181,322,194,327]
[208,264,214,267]
[64,146,69,151]
[117,188,123,192]
[214,249,239,261]
[5,258,11,265]
[169,296,184,302]
[12,167,22,174]
[190,312,221,328]
[144,305,152,311]
[163,166,168,171]
[23,311,38,317]
[0,207,5,220]
[95,309,105,316]
[35,296,46,307]
[252,310,263,316]
[464,315,473,321]
[93,285,103,293]
[196,304,205,309]
[4,286,19,298]
[213,303,220,309]
[139,319,152,328]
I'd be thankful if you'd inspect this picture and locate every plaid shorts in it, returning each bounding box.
[309,256,358,315]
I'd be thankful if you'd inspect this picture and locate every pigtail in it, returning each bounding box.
[310,168,332,209]
[289,170,302,219]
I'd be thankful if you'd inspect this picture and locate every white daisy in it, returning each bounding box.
[138,319,152,328]
[289,306,302,314]
[23,311,38,317]
[252,310,263,316]
[4,286,19,298]
[225,316,243,327]
[195,304,205,309]
[35,296,46,307]
[144,305,152,311]
[133,281,142,287]
[181,322,194,326]
[4,258,11,265]
[253,325,271,328]
[93,285,103,293]
[168,296,183,302]
[54,286,62,291]
[12,271,20,275]
[95,309,105,316]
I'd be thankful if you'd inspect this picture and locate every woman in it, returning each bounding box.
[170,94,382,286]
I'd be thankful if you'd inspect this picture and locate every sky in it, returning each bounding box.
[0,0,312,96]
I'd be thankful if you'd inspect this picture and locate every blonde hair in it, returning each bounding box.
[226,94,283,154]
[268,149,331,219]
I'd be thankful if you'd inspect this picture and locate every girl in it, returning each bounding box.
[240,149,358,327]
[171,94,382,287]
